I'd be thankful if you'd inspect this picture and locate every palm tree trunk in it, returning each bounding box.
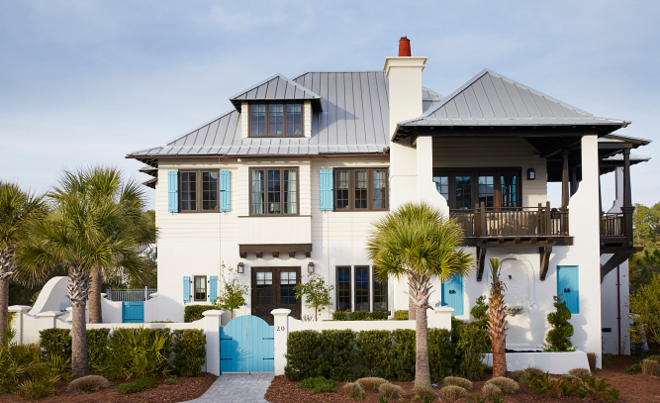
[0,247,13,345]
[414,301,431,386]
[409,281,416,320]
[88,269,102,323]
[68,265,90,378]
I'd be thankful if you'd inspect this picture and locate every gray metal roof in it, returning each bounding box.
[229,74,323,112]
[422,86,443,100]
[396,69,630,133]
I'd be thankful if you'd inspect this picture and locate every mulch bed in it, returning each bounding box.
[265,356,660,403]
[0,372,217,403]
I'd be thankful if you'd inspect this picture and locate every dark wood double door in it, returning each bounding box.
[251,267,301,325]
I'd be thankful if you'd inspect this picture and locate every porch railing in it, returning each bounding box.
[600,213,625,238]
[106,287,157,302]
[451,202,569,238]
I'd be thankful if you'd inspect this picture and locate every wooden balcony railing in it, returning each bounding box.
[600,213,625,238]
[450,202,569,238]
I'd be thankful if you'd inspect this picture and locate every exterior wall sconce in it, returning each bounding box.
[308,262,315,274]
[237,262,245,273]
[527,168,535,180]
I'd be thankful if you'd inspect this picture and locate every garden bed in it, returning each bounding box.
[265,356,660,403]
[0,373,217,403]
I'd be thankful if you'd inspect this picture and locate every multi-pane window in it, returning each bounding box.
[354,266,370,311]
[336,266,351,312]
[335,266,388,313]
[455,176,472,210]
[249,103,303,137]
[373,270,388,312]
[256,272,273,305]
[478,176,494,208]
[501,174,517,208]
[180,170,219,212]
[433,168,521,210]
[194,276,206,301]
[280,271,297,305]
[250,168,299,216]
[333,168,389,211]
[433,176,449,200]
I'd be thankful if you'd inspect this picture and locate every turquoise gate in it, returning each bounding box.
[220,315,274,373]
[121,301,144,323]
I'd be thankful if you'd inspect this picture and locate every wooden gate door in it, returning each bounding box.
[441,274,464,316]
[220,315,274,373]
[251,267,301,325]
[121,301,144,323]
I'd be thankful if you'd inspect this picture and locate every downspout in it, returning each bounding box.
[616,265,621,356]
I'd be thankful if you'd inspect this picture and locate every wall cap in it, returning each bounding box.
[271,308,291,316]
[202,309,224,317]
[36,311,64,318]
[8,305,32,312]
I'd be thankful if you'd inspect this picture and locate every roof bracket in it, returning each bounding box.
[476,242,488,281]
[539,239,556,281]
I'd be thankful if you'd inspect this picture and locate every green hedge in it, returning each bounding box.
[184,305,216,323]
[332,311,391,321]
[284,328,453,382]
[39,329,71,360]
[393,310,409,320]
[172,329,206,377]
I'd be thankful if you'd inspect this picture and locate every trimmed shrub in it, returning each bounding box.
[356,330,396,379]
[438,385,466,402]
[116,376,158,394]
[87,328,110,365]
[285,330,356,381]
[524,367,545,378]
[356,377,388,392]
[482,383,501,399]
[299,376,336,394]
[442,376,472,390]
[452,319,489,380]
[485,377,519,394]
[642,359,659,375]
[393,310,408,320]
[391,329,416,382]
[428,328,455,382]
[67,375,112,394]
[587,353,597,372]
[172,329,206,377]
[343,382,364,398]
[378,383,403,399]
[184,305,216,323]
[39,328,71,360]
[545,296,574,351]
[332,311,391,321]
[568,368,590,378]
[96,328,171,380]
[413,385,436,398]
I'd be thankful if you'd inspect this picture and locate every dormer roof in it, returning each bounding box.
[229,73,323,112]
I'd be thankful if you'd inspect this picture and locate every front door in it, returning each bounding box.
[251,267,301,325]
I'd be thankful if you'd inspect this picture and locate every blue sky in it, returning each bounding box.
[1,0,658,209]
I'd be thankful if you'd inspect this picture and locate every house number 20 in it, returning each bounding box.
[276,326,286,332]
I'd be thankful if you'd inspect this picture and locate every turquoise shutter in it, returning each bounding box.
[388,168,391,210]
[183,276,190,303]
[209,276,217,302]
[320,169,333,211]
[219,170,231,212]
[557,266,579,314]
[441,275,464,316]
[168,171,179,213]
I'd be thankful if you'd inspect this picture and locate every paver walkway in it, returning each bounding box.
[182,373,274,403]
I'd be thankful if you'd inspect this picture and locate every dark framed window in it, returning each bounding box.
[194,276,207,302]
[250,168,299,216]
[354,266,370,312]
[373,270,388,312]
[433,168,522,210]
[280,271,297,305]
[179,170,219,213]
[334,168,388,211]
[255,271,273,305]
[249,102,303,137]
[336,266,351,312]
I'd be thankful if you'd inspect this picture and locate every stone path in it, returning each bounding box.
[182,373,274,403]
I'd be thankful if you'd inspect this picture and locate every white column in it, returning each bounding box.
[202,309,224,376]
[272,308,291,376]
[8,305,31,345]
[427,302,454,329]
[36,311,64,331]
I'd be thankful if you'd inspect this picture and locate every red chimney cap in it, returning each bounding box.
[399,37,411,57]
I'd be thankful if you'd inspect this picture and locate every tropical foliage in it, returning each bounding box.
[628,273,660,346]
[294,274,334,321]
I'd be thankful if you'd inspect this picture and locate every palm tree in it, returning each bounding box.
[367,202,473,387]
[20,168,146,378]
[487,258,508,378]
[0,182,47,345]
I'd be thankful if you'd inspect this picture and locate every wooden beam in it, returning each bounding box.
[601,251,635,282]
[539,239,556,281]
[476,243,488,282]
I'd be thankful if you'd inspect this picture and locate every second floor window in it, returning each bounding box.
[250,103,302,137]
[334,168,388,211]
[433,168,521,210]
[180,170,219,212]
[250,168,299,216]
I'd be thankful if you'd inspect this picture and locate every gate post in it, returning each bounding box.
[272,309,291,376]
[202,310,224,376]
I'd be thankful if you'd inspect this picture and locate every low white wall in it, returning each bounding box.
[483,350,590,374]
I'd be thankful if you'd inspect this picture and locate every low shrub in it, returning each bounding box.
[67,375,112,394]
[172,329,206,377]
[484,377,518,394]
[378,383,403,399]
[96,328,171,380]
[184,305,216,323]
[166,376,178,385]
[509,370,526,382]
[343,382,364,399]
[452,319,489,380]
[545,296,575,352]
[393,310,408,320]
[0,343,41,394]
[356,377,388,392]
[285,330,356,381]
[332,311,391,321]
[16,376,58,400]
[299,376,336,394]
[568,368,590,378]
[47,353,72,382]
[523,367,545,378]
[642,359,659,375]
[413,385,436,398]
[625,362,642,374]
[87,328,110,365]
[482,383,501,399]
[39,328,71,360]
[442,376,472,390]
[116,376,158,394]
[587,352,597,372]
[438,385,466,403]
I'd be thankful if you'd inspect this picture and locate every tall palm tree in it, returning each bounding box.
[367,202,473,387]
[487,258,508,378]
[0,182,47,345]
[20,168,144,378]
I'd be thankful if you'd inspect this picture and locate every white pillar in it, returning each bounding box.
[8,305,31,345]
[36,311,64,331]
[427,303,454,329]
[202,309,224,376]
[272,308,291,376]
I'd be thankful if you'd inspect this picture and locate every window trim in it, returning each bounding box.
[249,167,300,217]
[433,167,522,210]
[333,168,389,212]
[248,102,304,138]
[193,275,207,302]
[178,169,220,213]
[335,265,388,313]
[336,266,352,312]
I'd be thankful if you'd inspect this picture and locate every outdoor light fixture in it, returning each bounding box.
[237,262,245,273]
[308,262,315,274]
[527,168,535,180]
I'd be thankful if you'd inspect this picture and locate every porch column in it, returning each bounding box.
[562,149,570,209]
[622,149,634,247]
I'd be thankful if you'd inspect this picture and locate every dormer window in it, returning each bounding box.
[250,103,302,137]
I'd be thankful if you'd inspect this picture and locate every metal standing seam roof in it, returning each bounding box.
[396,69,630,133]
[228,74,323,112]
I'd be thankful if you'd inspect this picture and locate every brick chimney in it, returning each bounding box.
[399,36,411,56]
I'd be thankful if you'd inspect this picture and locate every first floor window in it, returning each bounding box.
[335,266,388,312]
[354,266,369,311]
[194,276,207,301]
[336,266,351,312]
[280,271,297,305]
[373,271,388,312]
[250,168,299,216]
[180,170,219,212]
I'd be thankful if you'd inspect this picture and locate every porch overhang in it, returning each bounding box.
[239,243,312,259]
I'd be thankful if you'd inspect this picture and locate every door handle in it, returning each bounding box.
[564,288,570,293]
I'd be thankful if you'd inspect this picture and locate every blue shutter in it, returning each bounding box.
[219,170,231,212]
[388,168,391,210]
[442,275,464,316]
[209,276,218,302]
[320,169,333,211]
[557,266,579,314]
[183,276,190,303]
[168,171,179,213]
